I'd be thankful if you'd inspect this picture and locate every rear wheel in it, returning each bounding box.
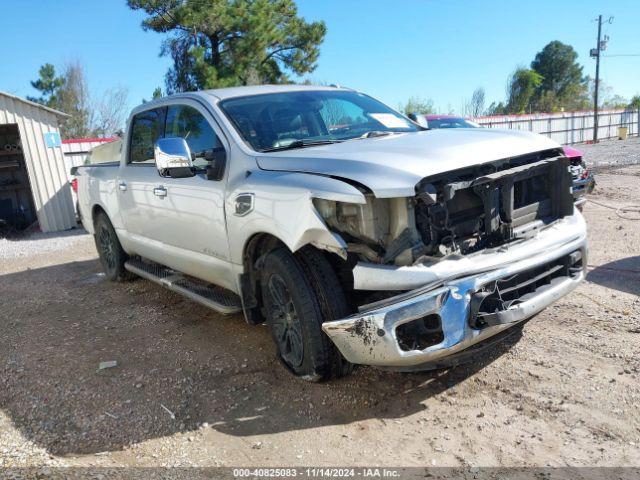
[260,248,353,381]
[94,212,133,282]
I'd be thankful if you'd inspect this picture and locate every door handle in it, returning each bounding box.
[153,186,167,198]
[118,181,127,192]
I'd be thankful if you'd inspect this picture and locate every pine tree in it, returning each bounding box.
[128,0,327,93]
[27,63,64,107]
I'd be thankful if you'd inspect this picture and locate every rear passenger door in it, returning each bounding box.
[118,107,166,245]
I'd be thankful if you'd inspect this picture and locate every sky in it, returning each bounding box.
[1,0,639,115]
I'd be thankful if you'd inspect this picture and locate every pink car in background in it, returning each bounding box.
[409,114,595,208]
[420,114,481,129]
[562,145,595,207]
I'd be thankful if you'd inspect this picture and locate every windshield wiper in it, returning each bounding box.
[361,130,395,138]
[261,139,342,152]
[343,131,402,141]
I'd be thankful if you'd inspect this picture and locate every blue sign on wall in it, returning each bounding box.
[44,132,62,148]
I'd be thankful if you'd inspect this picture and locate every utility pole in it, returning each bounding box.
[593,15,602,143]
[591,15,613,143]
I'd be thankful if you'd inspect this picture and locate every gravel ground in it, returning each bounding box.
[578,136,640,169]
[1,153,639,473]
[0,229,88,262]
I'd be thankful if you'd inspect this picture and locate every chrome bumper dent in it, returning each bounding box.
[322,236,587,369]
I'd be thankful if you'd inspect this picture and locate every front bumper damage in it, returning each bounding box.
[322,212,587,370]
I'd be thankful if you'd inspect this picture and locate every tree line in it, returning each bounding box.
[486,40,639,115]
[29,1,640,135]
[29,61,129,139]
[399,40,640,117]
[29,0,323,138]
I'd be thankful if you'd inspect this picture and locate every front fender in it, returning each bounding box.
[226,170,366,264]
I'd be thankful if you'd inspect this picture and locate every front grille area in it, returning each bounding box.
[513,172,550,210]
[415,150,574,256]
[469,251,583,329]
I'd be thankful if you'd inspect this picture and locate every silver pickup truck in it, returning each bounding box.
[76,85,587,381]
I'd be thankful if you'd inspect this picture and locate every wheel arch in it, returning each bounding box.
[89,205,131,257]
[239,232,288,325]
[84,203,109,234]
[239,231,354,326]
[241,233,355,380]
[91,204,107,223]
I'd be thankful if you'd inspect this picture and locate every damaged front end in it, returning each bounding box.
[315,148,587,369]
[414,149,574,256]
[315,148,574,268]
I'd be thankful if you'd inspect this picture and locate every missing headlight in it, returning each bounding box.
[313,197,390,245]
[313,197,424,265]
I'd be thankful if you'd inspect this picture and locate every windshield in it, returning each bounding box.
[219,90,420,152]
[427,117,481,129]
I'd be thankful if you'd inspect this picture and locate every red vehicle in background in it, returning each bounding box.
[409,114,595,208]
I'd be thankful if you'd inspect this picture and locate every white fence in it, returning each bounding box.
[473,109,640,145]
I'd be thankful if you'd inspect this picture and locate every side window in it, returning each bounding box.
[165,105,222,168]
[129,108,166,164]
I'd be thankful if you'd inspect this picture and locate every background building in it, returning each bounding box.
[0,91,76,233]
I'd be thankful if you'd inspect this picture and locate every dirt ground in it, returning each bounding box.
[1,163,639,471]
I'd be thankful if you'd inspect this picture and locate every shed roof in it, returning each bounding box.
[0,91,70,119]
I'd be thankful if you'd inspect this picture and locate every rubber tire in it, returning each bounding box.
[260,248,352,382]
[94,212,134,282]
[295,246,355,378]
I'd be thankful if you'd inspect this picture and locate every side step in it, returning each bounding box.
[124,257,242,315]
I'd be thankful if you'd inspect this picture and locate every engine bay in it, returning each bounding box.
[315,148,574,266]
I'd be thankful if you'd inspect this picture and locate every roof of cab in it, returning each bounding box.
[131,84,353,114]
[200,84,351,101]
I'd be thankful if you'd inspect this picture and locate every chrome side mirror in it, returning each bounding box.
[154,137,195,178]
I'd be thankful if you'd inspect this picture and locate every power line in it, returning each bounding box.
[602,54,640,57]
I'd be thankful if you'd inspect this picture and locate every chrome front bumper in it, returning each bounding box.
[322,225,587,369]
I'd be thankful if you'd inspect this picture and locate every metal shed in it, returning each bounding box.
[0,91,76,233]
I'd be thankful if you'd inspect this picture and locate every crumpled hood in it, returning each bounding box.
[256,128,560,197]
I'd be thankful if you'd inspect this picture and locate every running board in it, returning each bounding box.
[124,258,242,315]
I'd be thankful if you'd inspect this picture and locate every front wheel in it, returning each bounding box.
[260,248,352,381]
[94,212,133,282]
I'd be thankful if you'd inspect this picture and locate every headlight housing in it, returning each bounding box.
[313,197,390,244]
[314,196,420,265]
